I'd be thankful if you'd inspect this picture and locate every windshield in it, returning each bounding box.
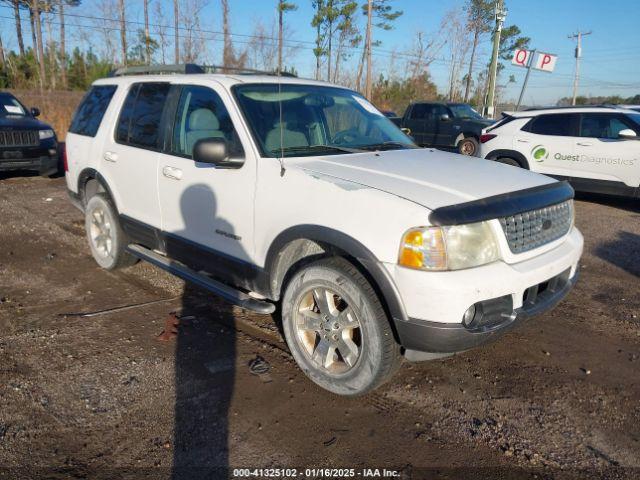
[449,104,483,120]
[0,93,28,118]
[627,113,640,128]
[233,84,415,157]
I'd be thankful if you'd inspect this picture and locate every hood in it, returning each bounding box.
[0,115,51,130]
[291,148,555,211]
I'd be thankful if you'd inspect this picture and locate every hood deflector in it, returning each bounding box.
[428,181,574,226]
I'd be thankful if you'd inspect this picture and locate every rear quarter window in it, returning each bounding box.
[68,85,117,137]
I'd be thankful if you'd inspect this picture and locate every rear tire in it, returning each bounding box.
[84,193,137,270]
[496,157,521,168]
[281,257,402,396]
[457,137,479,156]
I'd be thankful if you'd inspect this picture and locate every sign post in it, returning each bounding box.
[515,49,536,111]
[512,49,558,110]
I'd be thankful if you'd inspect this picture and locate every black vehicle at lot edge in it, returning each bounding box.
[0,92,58,177]
[392,102,494,156]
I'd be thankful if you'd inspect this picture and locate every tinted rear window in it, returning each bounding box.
[68,85,117,137]
[116,82,170,149]
[523,113,577,136]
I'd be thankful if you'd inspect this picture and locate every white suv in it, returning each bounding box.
[478,106,640,198]
[65,68,583,395]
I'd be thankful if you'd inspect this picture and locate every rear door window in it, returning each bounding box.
[524,114,578,136]
[115,82,171,149]
[69,85,117,137]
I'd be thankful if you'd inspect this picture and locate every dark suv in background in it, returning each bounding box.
[0,92,58,177]
[393,102,493,156]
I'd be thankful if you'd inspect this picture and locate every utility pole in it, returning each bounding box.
[484,0,506,119]
[569,30,591,105]
[364,0,373,99]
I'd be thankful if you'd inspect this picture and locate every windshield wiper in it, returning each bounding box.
[270,144,364,156]
[356,141,417,151]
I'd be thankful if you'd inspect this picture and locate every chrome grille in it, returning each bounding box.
[0,129,39,147]
[499,200,573,254]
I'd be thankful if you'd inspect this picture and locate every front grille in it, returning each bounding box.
[0,130,39,147]
[499,200,573,254]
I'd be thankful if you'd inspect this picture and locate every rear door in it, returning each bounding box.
[100,82,170,229]
[516,113,579,176]
[574,112,640,187]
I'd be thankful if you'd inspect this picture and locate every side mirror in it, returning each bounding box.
[618,128,638,140]
[400,127,412,135]
[440,114,451,122]
[30,107,40,117]
[193,138,244,168]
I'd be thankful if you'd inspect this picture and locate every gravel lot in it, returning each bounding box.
[0,174,638,479]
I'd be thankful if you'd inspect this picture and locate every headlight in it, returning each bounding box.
[399,221,500,271]
[39,129,55,140]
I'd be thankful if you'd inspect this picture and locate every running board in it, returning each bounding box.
[126,244,276,314]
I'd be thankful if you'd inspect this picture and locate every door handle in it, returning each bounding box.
[103,151,118,162]
[577,142,592,147]
[162,166,183,180]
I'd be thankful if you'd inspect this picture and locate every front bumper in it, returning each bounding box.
[0,146,58,175]
[387,227,583,356]
[396,268,578,356]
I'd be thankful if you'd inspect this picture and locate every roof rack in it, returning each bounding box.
[110,63,297,78]
[523,104,616,111]
[111,63,206,76]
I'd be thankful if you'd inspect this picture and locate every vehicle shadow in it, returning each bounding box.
[575,191,640,214]
[168,184,248,479]
[595,230,640,278]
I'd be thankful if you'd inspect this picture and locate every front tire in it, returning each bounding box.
[457,137,479,156]
[281,257,402,396]
[84,193,137,270]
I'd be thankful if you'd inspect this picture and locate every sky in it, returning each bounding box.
[0,0,638,105]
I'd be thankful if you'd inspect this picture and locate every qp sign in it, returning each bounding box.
[533,52,558,72]
[511,49,532,67]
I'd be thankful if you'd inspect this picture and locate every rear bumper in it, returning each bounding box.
[396,268,579,356]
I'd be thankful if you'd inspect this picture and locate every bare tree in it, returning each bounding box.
[31,0,46,87]
[118,0,126,65]
[92,0,118,64]
[463,0,492,102]
[154,0,168,64]
[181,0,208,63]
[0,32,5,68]
[221,0,245,70]
[59,0,66,87]
[444,7,471,101]
[143,0,150,64]
[406,27,446,79]
[173,0,179,63]
[277,0,297,74]
[1,1,26,56]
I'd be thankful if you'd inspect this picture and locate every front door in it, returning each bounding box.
[404,104,427,145]
[157,82,257,278]
[574,112,640,187]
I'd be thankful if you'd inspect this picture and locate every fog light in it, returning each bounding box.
[462,305,476,327]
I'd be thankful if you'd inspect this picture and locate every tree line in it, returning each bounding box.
[0,0,532,114]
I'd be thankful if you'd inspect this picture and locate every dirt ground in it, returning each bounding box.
[0,173,638,480]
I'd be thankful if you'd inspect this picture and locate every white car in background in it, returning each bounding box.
[478,106,640,198]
